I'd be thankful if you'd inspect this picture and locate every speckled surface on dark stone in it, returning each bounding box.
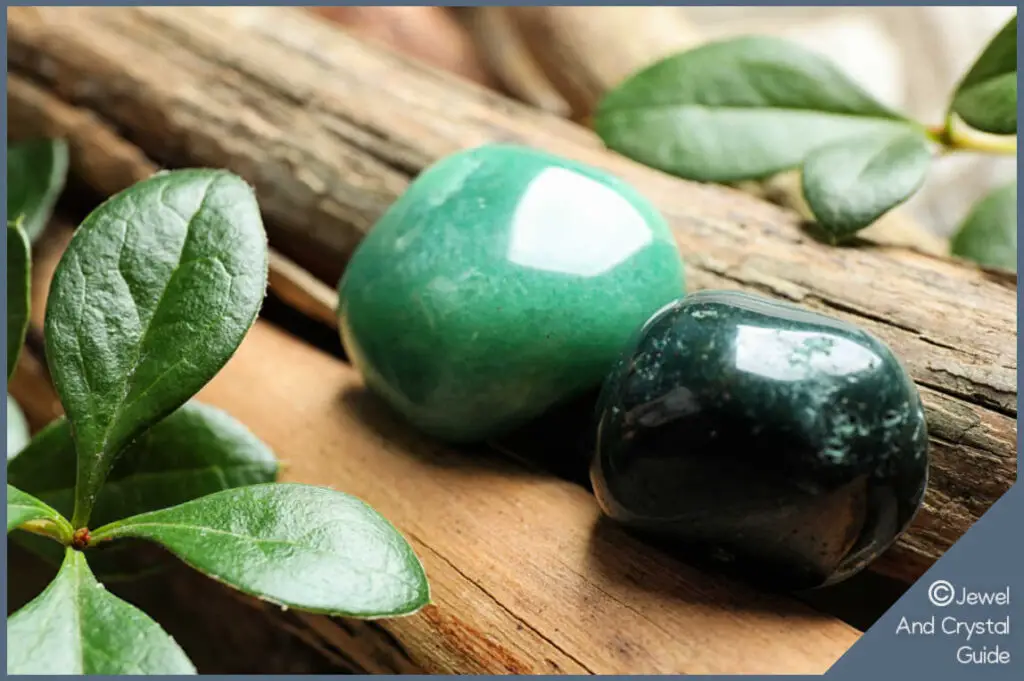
[591,290,929,590]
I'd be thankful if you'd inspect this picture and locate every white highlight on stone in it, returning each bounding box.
[734,325,881,382]
[507,167,653,277]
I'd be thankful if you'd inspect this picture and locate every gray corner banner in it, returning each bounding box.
[828,485,1022,679]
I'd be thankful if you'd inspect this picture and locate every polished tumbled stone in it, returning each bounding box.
[339,144,686,442]
[591,290,929,589]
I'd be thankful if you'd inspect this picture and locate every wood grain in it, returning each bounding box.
[6,5,1016,583]
[459,7,571,117]
[200,319,861,674]
[502,6,702,120]
[306,6,495,88]
[268,249,342,330]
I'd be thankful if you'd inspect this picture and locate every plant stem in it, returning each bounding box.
[928,119,1017,155]
[87,520,126,546]
[71,472,95,530]
[18,518,74,545]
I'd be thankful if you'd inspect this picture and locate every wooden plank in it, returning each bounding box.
[192,319,860,674]
[6,4,1015,584]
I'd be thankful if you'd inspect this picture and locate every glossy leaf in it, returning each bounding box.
[7,484,72,540]
[595,36,914,181]
[7,394,30,459]
[802,128,932,238]
[7,221,31,379]
[92,483,430,618]
[950,183,1017,272]
[44,169,268,526]
[6,548,196,674]
[7,138,69,243]
[951,15,1017,135]
[8,401,279,527]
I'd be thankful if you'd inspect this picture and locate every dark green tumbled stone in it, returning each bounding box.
[591,290,929,590]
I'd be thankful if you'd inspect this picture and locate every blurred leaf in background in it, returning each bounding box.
[7,139,69,243]
[7,221,31,379]
[950,15,1017,135]
[950,183,1017,272]
[594,18,1015,242]
[594,36,919,183]
[7,395,30,461]
[801,128,931,239]
[7,220,33,463]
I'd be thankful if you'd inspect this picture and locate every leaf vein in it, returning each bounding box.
[94,174,218,463]
[601,102,907,122]
[117,522,413,581]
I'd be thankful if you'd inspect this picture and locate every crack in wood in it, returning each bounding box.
[412,537,596,674]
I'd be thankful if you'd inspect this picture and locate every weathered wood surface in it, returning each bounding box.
[307,6,495,88]
[501,6,703,120]
[200,321,864,674]
[458,6,572,117]
[6,5,1016,585]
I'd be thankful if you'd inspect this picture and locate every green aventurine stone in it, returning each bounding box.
[339,144,686,442]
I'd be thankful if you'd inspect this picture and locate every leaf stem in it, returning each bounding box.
[928,118,1017,155]
[71,463,97,529]
[71,494,93,530]
[950,133,1017,155]
[87,520,127,546]
[18,517,75,545]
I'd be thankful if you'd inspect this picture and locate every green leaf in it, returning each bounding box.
[7,394,31,459]
[9,401,276,580]
[7,138,69,243]
[951,15,1017,135]
[802,128,932,238]
[7,220,31,379]
[44,169,268,526]
[7,484,72,540]
[950,183,1017,272]
[8,400,279,527]
[6,548,196,674]
[92,483,430,618]
[594,36,915,182]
